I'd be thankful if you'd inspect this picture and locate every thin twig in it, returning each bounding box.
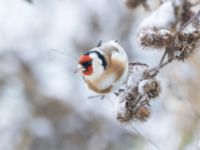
[149,57,173,77]
[178,10,200,32]
[148,49,168,76]
[159,58,173,69]
[88,95,105,100]
[129,62,149,67]
[158,49,168,68]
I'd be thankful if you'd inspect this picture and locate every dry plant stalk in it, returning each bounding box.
[115,63,161,122]
[116,0,200,123]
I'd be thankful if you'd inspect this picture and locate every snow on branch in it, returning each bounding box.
[115,0,200,123]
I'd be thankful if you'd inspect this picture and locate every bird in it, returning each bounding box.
[75,40,129,95]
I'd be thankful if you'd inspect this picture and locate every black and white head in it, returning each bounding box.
[77,50,107,78]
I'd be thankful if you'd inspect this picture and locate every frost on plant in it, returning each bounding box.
[115,63,160,122]
[115,0,200,123]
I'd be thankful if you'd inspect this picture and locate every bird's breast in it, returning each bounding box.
[84,78,113,94]
[84,59,128,94]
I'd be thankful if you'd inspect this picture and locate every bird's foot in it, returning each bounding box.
[88,95,105,100]
[114,88,126,96]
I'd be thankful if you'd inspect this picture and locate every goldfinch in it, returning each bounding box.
[77,40,129,94]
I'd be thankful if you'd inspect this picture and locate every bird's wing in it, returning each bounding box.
[102,46,119,67]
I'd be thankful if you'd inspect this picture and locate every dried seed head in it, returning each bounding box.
[116,109,133,123]
[115,96,134,123]
[138,79,161,98]
[136,106,151,121]
[138,29,173,50]
[127,63,149,87]
[115,63,161,123]
[138,29,157,48]
[158,29,172,45]
[174,31,200,61]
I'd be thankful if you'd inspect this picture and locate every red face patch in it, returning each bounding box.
[79,55,92,64]
[79,55,93,76]
[82,65,93,75]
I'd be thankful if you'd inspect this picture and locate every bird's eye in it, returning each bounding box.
[81,61,92,68]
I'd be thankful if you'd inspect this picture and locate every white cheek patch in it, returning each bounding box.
[91,59,104,79]
[93,58,102,66]
[89,53,103,66]
[89,53,98,59]
[84,53,104,80]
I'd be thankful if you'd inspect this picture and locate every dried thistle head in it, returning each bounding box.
[115,9,200,125]
[135,106,151,121]
[116,107,133,123]
[173,31,200,61]
[127,62,149,87]
[138,79,161,99]
[115,63,160,123]
[138,28,200,61]
[117,112,132,123]
[138,29,173,50]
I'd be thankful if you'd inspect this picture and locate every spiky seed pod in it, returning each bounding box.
[127,62,149,87]
[116,101,133,123]
[158,29,173,46]
[115,63,160,123]
[138,79,161,99]
[138,29,157,48]
[123,0,147,9]
[174,31,200,61]
[135,106,151,121]
[115,88,138,123]
[117,111,133,123]
[138,29,173,50]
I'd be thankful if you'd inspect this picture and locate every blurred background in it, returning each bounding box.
[0,0,200,150]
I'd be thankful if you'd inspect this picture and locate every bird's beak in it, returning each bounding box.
[74,64,86,73]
